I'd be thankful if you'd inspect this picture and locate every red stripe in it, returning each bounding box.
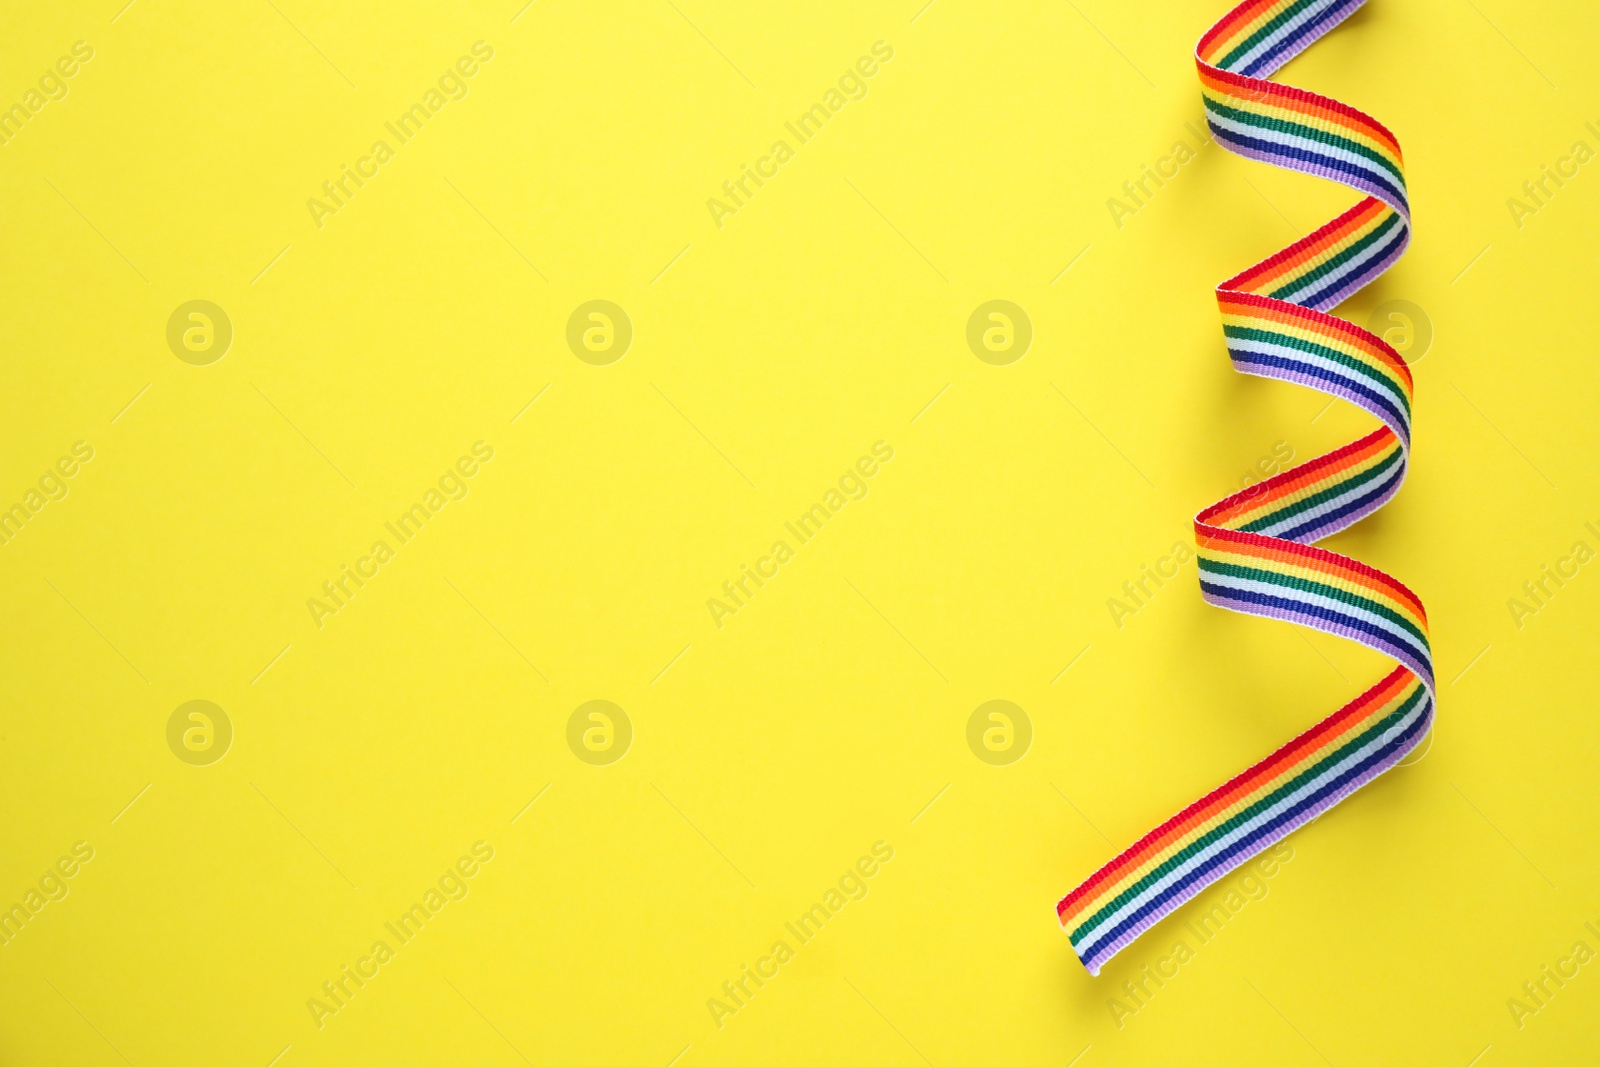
[1194,522,1427,620]
[1218,289,1412,389]
[1060,666,1415,922]
[1196,59,1401,155]
[1058,665,1415,922]
[1219,199,1383,294]
[1196,0,1282,60]
[1202,427,1395,524]
[1220,197,1386,295]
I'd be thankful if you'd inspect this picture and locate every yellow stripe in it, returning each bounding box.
[1199,535,1420,623]
[1240,208,1397,294]
[1218,310,1411,395]
[1212,443,1398,529]
[1209,2,1301,62]
[1065,674,1422,925]
[1199,82,1404,181]
[1220,446,1399,528]
[1066,670,1425,925]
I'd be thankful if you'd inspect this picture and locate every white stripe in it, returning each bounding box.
[1248,451,1401,543]
[1208,103,1408,225]
[1282,219,1411,306]
[1271,235,1403,304]
[1201,570,1429,666]
[1250,459,1402,541]
[1226,337,1407,436]
[1204,107,1392,185]
[1081,694,1429,949]
[1085,695,1430,954]
[1209,190,1399,302]
[1227,336,1406,413]
[1203,569,1410,643]
[1226,0,1350,76]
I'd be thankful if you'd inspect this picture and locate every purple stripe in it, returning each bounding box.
[1232,0,1368,79]
[1075,0,1428,982]
[1200,586,1434,690]
[1298,222,1410,308]
[1208,127,1409,220]
[1228,357,1410,446]
[1302,230,1411,313]
[1272,458,1405,542]
[1077,689,1432,973]
[1273,467,1402,544]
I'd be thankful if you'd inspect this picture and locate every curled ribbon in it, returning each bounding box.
[1057,0,1433,976]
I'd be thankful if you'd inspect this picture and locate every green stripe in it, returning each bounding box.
[1198,555,1430,652]
[1222,324,1410,416]
[1205,95,1405,189]
[1268,210,1405,303]
[1236,445,1403,534]
[1071,685,1426,947]
[1216,0,1323,71]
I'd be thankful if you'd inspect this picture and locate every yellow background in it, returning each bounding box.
[2,0,1597,1063]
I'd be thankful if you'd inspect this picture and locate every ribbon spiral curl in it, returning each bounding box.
[1057,0,1433,976]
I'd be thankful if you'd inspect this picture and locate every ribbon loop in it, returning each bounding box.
[1057,0,1433,977]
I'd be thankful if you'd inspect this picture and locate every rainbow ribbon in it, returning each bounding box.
[1057,0,1433,976]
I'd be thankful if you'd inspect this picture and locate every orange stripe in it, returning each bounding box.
[1062,667,1416,919]
[1232,209,1388,292]
[1223,199,1387,292]
[1060,667,1417,922]
[1221,297,1403,370]
[1205,434,1395,525]
[1197,0,1284,63]
[1196,513,1424,605]
[1207,438,1393,524]
[1195,526,1426,619]
[1197,64,1401,155]
[1218,288,1413,390]
[1208,0,1299,61]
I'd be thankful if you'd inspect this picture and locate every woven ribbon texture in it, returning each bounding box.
[1057,0,1434,977]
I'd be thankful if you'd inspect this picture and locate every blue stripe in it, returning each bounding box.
[1209,124,1409,214]
[1298,229,1410,314]
[1229,348,1410,442]
[1198,580,1431,670]
[1298,222,1410,309]
[1273,459,1405,542]
[1270,211,1405,304]
[1235,0,1365,78]
[1078,696,1430,967]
